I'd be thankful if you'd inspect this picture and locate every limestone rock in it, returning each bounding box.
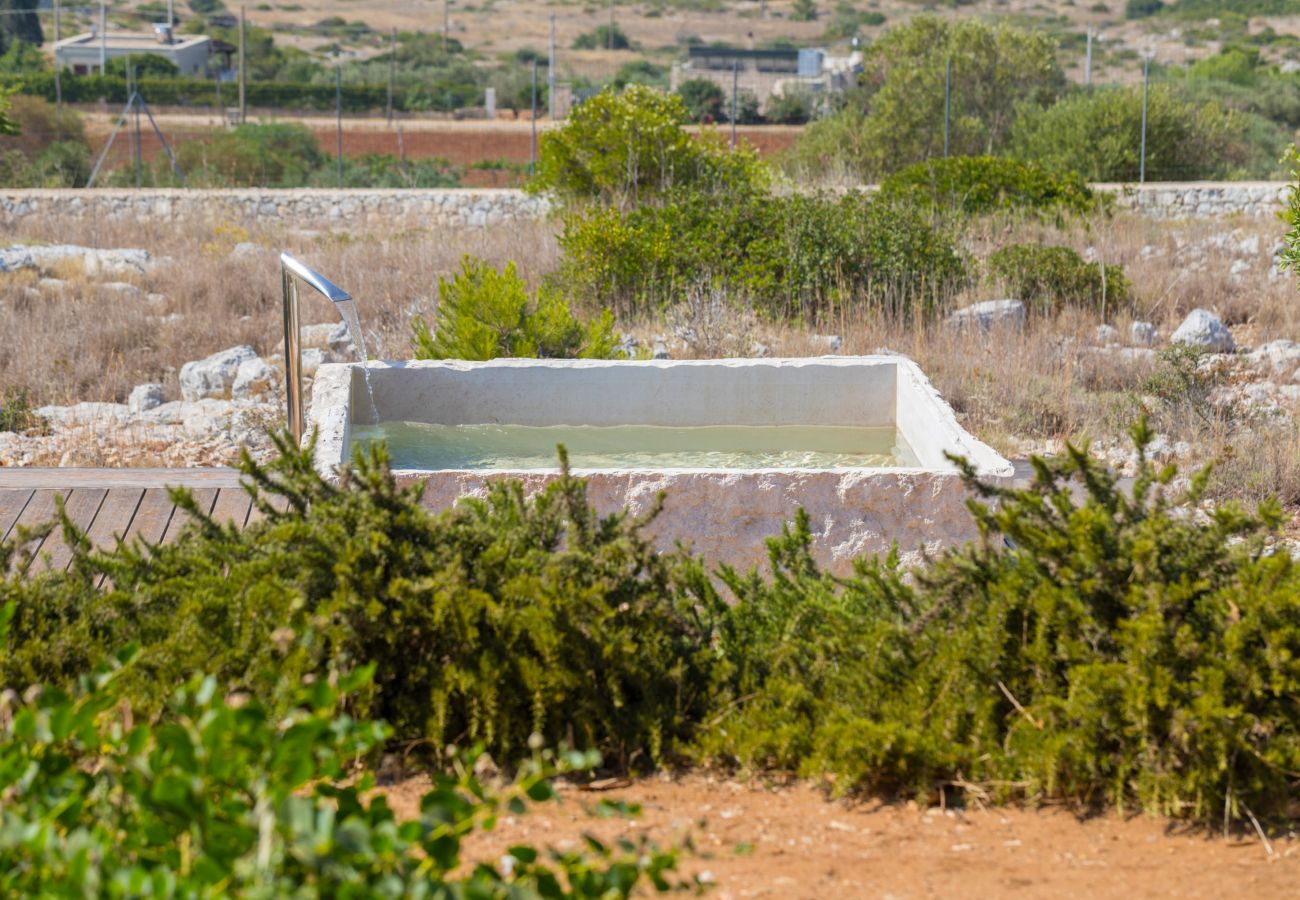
[1246,340,1300,377]
[301,347,328,377]
[179,345,259,401]
[947,299,1026,333]
[232,357,279,399]
[36,402,130,429]
[128,383,165,414]
[1095,324,1120,346]
[810,334,843,353]
[1130,321,1158,346]
[1171,309,1235,353]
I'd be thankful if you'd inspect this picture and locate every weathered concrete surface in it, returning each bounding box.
[0,183,1288,229]
[308,357,1012,574]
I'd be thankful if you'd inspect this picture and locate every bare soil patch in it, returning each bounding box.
[380,773,1298,898]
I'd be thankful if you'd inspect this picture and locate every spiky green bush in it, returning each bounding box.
[987,242,1131,315]
[690,422,1300,820]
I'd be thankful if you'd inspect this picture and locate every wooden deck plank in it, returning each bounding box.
[35,488,107,574]
[161,488,218,545]
[209,487,254,529]
[82,488,145,554]
[0,468,243,489]
[244,493,291,526]
[121,489,177,548]
[10,489,70,564]
[0,489,34,543]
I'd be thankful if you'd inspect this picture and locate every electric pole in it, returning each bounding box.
[238,5,247,124]
[548,13,556,119]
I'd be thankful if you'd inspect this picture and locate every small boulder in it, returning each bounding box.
[327,322,356,358]
[231,357,279,399]
[1130,321,1158,346]
[1246,340,1300,377]
[36,402,130,429]
[99,281,144,299]
[810,334,843,353]
[128,383,165,414]
[947,299,1026,333]
[1171,309,1235,353]
[230,242,265,260]
[301,347,328,377]
[1095,324,1120,346]
[652,340,671,360]
[179,345,259,401]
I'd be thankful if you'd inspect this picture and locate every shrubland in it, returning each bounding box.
[3,426,1299,828]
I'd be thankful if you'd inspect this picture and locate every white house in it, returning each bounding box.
[54,25,212,76]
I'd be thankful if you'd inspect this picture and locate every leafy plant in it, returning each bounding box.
[572,23,634,50]
[1,435,708,765]
[528,84,769,209]
[676,78,726,123]
[411,255,622,360]
[988,243,1131,315]
[0,635,691,896]
[878,155,1102,219]
[691,423,1300,822]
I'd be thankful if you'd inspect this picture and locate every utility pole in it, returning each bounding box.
[238,5,247,124]
[547,14,556,119]
[443,0,450,53]
[530,59,538,177]
[387,27,396,125]
[167,0,174,25]
[943,56,951,159]
[1139,52,1150,183]
[335,65,344,188]
[53,0,62,111]
[99,0,107,75]
[1085,28,1093,86]
[132,64,143,187]
[730,59,738,149]
[608,0,614,51]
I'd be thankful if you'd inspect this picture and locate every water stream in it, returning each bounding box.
[335,298,379,424]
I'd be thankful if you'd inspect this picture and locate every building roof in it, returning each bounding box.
[54,31,212,52]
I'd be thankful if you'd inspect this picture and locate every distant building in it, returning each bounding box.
[671,46,862,113]
[54,25,213,77]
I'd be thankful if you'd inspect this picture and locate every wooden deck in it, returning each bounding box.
[0,468,275,574]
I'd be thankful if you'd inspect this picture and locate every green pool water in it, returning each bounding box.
[350,422,920,470]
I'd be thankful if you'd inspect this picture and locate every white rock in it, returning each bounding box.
[652,340,671,360]
[1130,321,1158,346]
[179,345,259,401]
[947,299,1026,333]
[301,347,328,377]
[138,400,187,425]
[37,278,68,294]
[810,334,843,353]
[99,281,143,299]
[1229,259,1251,277]
[1095,324,1120,346]
[128,383,165,414]
[1246,340,1300,377]
[230,242,265,260]
[1171,309,1235,353]
[327,322,355,358]
[36,402,130,428]
[231,357,279,399]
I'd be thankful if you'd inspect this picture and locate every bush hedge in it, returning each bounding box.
[878,155,1102,219]
[3,424,1299,824]
[988,243,1132,315]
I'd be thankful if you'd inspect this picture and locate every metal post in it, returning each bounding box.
[238,5,247,124]
[167,0,174,24]
[443,0,449,53]
[280,253,353,446]
[730,59,738,149]
[131,65,142,187]
[530,59,538,176]
[1085,28,1093,86]
[608,0,614,50]
[1139,52,1150,183]
[386,27,396,125]
[99,0,107,75]
[53,0,62,111]
[281,266,303,444]
[335,65,344,188]
[943,56,951,159]
[548,14,556,119]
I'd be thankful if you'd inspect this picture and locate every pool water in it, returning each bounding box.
[350,422,920,470]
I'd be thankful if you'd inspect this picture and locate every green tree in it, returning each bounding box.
[0,1,42,53]
[792,16,1063,178]
[529,83,768,209]
[1011,85,1246,181]
[791,0,818,21]
[572,23,633,50]
[677,77,727,122]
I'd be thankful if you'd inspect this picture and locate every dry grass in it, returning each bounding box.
[4,203,1300,508]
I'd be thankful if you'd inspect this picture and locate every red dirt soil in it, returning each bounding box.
[381,773,1300,899]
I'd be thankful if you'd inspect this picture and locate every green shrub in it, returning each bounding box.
[1011,85,1248,182]
[557,190,967,321]
[572,23,633,50]
[528,84,769,209]
[0,436,709,765]
[765,88,815,125]
[177,122,324,187]
[878,155,1101,219]
[676,77,726,122]
[691,423,1300,821]
[1125,0,1164,18]
[411,255,622,360]
[987,243,1131,315]
[0,643,688,896]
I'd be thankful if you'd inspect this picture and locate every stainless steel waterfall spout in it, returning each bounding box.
[280,252,352,445]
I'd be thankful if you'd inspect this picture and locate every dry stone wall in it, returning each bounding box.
[0,183,1290,229]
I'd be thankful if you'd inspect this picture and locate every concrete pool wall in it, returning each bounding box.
[308,357,1013,574]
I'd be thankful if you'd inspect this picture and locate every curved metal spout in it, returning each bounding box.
[281,252,352,445]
